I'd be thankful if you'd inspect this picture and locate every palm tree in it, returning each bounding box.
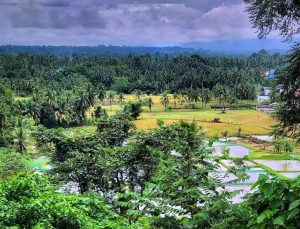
[86,85,95,107]
[13,118,27,154]
[118,93,125,107]
[145,97,154,111]
[45,90,56,108]
[76,93,90,122]
[201,88,211,108]
[135,90,142,101]
[221,130,229,141]
[107,91,115,111]
[237,127,242,137]
[98,85,106,101]
[213,84,224,105]
[55,100,71,125]
[173,93,178,108]
[160,93,170,111]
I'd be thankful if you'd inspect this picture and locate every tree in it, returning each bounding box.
[110,77,130,93]
[97,114,134,147]
[12,118,28,154]
[221,130,229,141]
[0,148,25,180]
[0,173,130,228]
[173,93,178,108]
[244,0,300,40]
[118,92,125,107]
[122,102,142,120]
[237,127,242,137]
[283,139,295,154]
[244,0,300,141]
[134,90,142,101]
[94,106,107,118]
[140,121,234,228]
[272,139,283,153]
[55,100,72,126]
[98,84,106,101]
[247,174,300,228]
[201,88,211,108]
[276,45,300,140]
[145,97,153,111]
[106,91,115,111]
[160,93,170,111]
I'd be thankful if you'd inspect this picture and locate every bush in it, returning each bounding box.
[122,102,142,120]
[212,118,221,123]
[156,119,164,127]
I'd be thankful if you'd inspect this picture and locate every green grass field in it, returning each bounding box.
[103,95,277,137]
[14,94,277,137]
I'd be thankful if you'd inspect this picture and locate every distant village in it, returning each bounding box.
[256,69,278,113]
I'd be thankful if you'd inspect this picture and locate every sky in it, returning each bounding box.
[0,0,290,46]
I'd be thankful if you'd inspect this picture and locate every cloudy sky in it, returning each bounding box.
[0,0,282,46]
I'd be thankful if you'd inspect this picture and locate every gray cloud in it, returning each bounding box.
[40,0,71,7]
[0,0,264,45]
[8,4,107,29]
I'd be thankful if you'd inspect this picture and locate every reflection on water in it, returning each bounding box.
[279,172,300,179]
[226,185,252,203]
[212,145,250,158]
[254,160,300,171]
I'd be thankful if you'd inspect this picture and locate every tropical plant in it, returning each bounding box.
[12,118,28,154]
[118,92,125,107]
[106,91,115,111]
[145,97,154,111]
[160,93,170,111]
[221,130,229,141]
[247,174,300,228]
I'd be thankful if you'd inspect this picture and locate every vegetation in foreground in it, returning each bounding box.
[0,1,300,228]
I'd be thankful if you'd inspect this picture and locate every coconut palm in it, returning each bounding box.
[118,93,125,107]
[237,127,242,137]
[12,118,28,154]
[145,97,154,111]
[134,90,142,101]
[86,85,95,107]
[201,88,211,108]
[107,91,115,111]
[173,93,178,108]
[221,130,229,141]
[160,93,170,111]
[45,90,56,108]
[76,93,90,122]
[98,87,106,101]
[55,100,72,125]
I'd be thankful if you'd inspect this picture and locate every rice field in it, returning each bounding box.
[103,94,277,137]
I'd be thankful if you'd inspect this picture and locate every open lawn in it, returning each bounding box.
[102,95,277,137]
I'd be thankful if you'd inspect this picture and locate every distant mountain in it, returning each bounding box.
[182,39,297,55]
[0,39,296,56]
[0,45,200,56]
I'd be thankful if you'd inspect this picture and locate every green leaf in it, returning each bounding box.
[273,216,284,225]
[288,208,299,220]
[289,200,300,210]
[257,214,266,224]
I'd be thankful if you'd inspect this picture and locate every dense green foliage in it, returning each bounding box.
[275,45,300,140]
[0,173,131,228]
[248,174,300,227]
[0,51,284,96]
[0,20,297,228]
[245,0,300,40]
[245,0,300,141]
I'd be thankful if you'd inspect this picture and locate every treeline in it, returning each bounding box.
[0,45,198,56]
[0,50,285,95]
[0,50,285,129]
